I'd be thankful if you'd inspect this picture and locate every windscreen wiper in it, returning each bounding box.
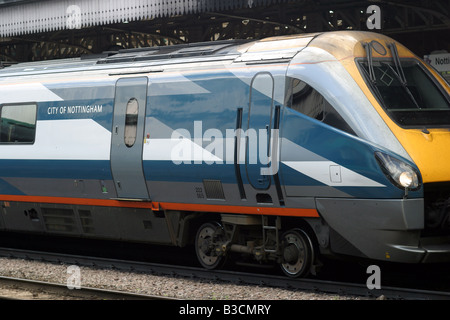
[388,43,407,85]
[363,42,376,84]
[361,42,385,104]
[387,43,421,109]
[386,64,421,110]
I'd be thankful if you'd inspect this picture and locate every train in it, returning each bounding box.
[0,31,449,278]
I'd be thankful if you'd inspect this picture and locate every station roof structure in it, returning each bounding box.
[0,0,449,63]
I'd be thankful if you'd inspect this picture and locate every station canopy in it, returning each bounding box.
[0,0,290,37]
[0,0,449,63]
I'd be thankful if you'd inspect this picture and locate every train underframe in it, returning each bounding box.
[0,199,324,277]
[3,196,450,277]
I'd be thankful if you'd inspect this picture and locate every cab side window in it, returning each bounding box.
[290,79,356,135]
[0,104,37,143]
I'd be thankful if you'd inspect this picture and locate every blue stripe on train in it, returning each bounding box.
[0,160,112,179]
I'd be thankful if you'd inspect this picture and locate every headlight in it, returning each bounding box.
[375,152,421,190]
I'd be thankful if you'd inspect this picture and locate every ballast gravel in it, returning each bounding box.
[0,257,368,300]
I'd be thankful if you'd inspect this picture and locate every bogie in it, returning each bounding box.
[193,215,318,278]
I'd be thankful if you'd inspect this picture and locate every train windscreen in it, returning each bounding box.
[359,59,450,128]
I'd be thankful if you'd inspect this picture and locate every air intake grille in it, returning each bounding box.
[79,210,94,234]
[42,208,77,233]
[203,180,225,200]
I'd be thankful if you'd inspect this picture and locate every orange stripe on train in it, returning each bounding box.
[0,195,319,217]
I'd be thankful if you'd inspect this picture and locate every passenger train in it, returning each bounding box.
[0,31,449,277]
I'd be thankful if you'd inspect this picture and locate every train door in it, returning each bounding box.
[245,72,274,190]
[110,77,150,200]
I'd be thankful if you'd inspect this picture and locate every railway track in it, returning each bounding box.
[0,247,449,300]
[0,274,178,300]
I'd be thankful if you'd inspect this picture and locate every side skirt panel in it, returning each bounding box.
[0,201,174,245]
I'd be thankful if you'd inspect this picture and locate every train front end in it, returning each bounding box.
[354,34,450,263]
[287,31,450,264]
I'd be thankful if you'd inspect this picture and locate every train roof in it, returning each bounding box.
[0,31,406,78]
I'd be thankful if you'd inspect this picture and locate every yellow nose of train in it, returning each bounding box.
[372,55,450,184]
[376,37,450,184]
[396,129,450,183]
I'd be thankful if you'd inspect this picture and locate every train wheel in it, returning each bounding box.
[280,229,313,278]
[195,222,226,270]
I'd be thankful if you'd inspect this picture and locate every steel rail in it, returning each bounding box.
[0,247,449,300]
[0,275,179,300]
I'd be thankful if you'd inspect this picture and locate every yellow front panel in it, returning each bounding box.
[395,129,450,183]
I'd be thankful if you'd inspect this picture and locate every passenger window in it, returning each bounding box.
[290,79,356,135]
[0,104,37,143]
[124,98,139,147]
